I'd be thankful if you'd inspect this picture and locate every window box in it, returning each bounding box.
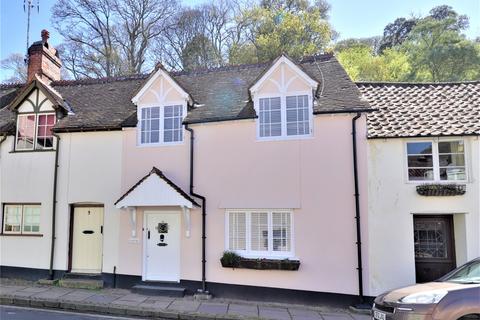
[220,254,300,271]
[416,184,466,196]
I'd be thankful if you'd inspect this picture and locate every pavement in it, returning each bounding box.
[0,280,371,320]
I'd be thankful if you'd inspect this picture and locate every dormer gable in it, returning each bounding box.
[249,54,318,97]
[132,64,191,106]
[132,65,193,146]
[249,55,318,140]
[9,77,66,114]
[9,77,66,151]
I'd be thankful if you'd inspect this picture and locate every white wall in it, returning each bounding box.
[0,136,55,269]
[0,131,124,274]
[367,136,480,296]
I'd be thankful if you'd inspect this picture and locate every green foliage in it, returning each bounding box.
[229,1,333,64]
[221,251,242,267]
[401,14,480,81]
[336,5,480,82]
[337,45,410,82]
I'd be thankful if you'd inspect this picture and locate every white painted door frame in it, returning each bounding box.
[142,210,181,282]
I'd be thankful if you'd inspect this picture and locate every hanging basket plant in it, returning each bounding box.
[220,251,300,271]
[416,184,466,196]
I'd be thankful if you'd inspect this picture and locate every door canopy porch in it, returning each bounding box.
[115,167,199,209]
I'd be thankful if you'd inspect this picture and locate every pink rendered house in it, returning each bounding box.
[0,31,372,305]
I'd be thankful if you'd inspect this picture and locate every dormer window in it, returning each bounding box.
[16,113,56,151]
[257,94,312,139]
[250,55,317,141]
[139,105,184,145]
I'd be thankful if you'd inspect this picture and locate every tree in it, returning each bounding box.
[112,0,178,74]
[0,53,28,83]
[230,1,333,64]
[402,6,480,81]
[155,0,236,71]
[52,0,122,78]
[336,45,410,81]
[378,17,417,53]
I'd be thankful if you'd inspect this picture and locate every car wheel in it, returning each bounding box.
[459,315,480,319]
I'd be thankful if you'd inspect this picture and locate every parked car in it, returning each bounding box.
[372,257,480,320]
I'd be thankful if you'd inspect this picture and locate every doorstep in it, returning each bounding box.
[0,280,371,320]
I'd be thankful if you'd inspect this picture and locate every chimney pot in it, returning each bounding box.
[41,29,50,43]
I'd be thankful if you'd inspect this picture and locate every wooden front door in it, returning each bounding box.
[71,207,104,273]
[144,212,181,282]
[414,215,456,283]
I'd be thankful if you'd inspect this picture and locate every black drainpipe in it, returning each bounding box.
[185,124,207,293]
[49,132,60,280]
[351,113,369,308]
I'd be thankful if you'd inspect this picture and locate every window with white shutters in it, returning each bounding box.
[251,212,269,252]
[229,212,246,250]
[226,210,293,258]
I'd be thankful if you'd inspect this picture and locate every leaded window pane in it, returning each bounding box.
[407,142,434,181]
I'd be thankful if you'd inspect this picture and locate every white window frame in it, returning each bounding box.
[255,91,313,141]
[2,204,41,235]
[225,209,295,259]
[15,112,56,151]
[404,138,468,183]
[137,102,187,147]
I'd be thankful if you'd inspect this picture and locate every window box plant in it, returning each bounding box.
[220,251,300,271]
[416,184,466,196]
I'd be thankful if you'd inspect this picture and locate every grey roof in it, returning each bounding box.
[0,54,370,134]
[357,81,480,138]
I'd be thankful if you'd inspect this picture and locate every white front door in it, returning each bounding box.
[71,207,104,273]
[144,212,181,282]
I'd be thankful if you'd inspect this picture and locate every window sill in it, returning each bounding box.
[220,257,300,271]
[10,149,55,153]
[136,141,185,148]
[256,135,313,142]
[0,233,43,237]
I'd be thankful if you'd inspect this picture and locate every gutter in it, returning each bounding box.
[49,133,60,280]
[351,113,370,309]
[185,124,208,294]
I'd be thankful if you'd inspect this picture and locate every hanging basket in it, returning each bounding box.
[416,184,466,196]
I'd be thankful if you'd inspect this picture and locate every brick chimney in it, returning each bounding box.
[27,29,62,83]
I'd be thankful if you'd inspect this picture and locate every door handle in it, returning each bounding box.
[148,230,150,239]
[100,226,103,234]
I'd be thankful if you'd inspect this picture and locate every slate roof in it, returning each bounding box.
[0,54,370,134]
[357,81,480,139]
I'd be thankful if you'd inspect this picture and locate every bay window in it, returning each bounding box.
[257,94,312,139]
[16,113,56,151]
[226,209,293,258]
[406,140,466,182]
[3,204,41,234]
[139,105,184,145]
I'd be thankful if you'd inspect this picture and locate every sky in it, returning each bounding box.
[0,0,479,81]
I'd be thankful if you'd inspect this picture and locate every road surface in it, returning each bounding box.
[0,305,151,320]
